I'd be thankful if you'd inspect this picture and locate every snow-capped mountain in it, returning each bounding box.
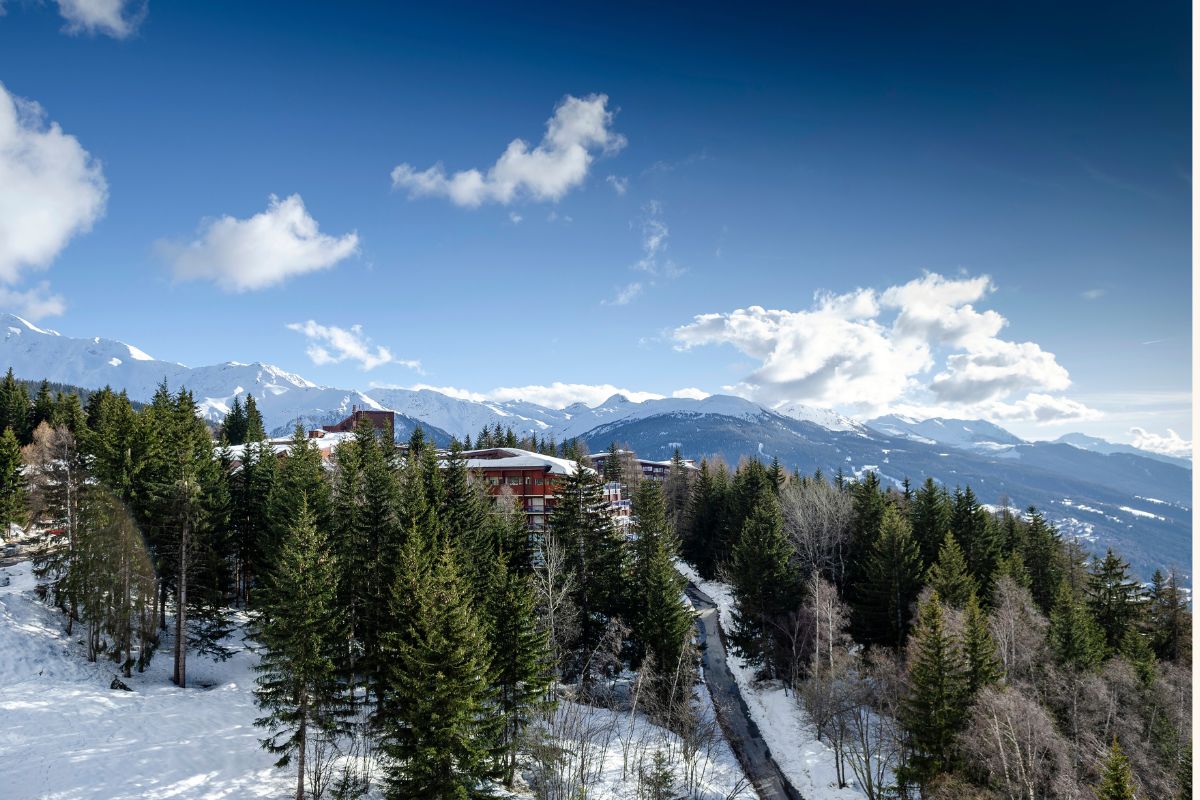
[866,413,1025,454]
[0,312,1190,578]
[1054,432,1191,468]
[0,314,382,434]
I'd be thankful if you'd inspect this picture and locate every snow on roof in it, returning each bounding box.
[459,447,582,476]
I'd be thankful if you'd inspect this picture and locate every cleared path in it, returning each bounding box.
[687,584,804,800]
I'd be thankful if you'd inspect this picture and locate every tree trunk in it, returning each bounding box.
[296,699,308,800]
[173,518,189,688]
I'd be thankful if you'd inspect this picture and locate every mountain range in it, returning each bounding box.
[0,313,1190,580]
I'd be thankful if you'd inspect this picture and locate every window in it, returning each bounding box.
[525,477,533,485]
[535,478,544,485]
[487,477,499,486]
[507,476,522,486]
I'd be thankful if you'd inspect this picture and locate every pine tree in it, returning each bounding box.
[925,532,976,608]
[1147,570,1190,662]
[268,426,332,568]
[663,448,692,537]
[377,539,495,799]
[843,470,885,604]
[681,459,725,579]
[1095,738,1135,800]
[254,499,346,800]
[1022,508,1062,614]
[1086,549,1143,653]
[0,368,31,442]
[222,395,248,445]
[551,461,625,655]
[961,593,1002,695]
[909,478,951,568]
[951,485,1001,594]
[854,505,923,647]
[900,591,969,789]
[31,380,54,432]
[728,491,798,679]
[0,427,27,529]
[1119,627,1156,687]
[483,552,553,786]
[630,480,694,696]
[1048,579,1104,672]
[244,394,267,442]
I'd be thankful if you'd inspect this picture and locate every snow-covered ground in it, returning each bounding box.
[0,560,748,800]
[676,562,865,799]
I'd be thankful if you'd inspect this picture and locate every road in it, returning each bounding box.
[687,584,804,800]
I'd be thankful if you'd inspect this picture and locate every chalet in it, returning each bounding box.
[321,406,396,439]
[456,447,584,532]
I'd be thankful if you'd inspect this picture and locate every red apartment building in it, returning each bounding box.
[458,447,583,531]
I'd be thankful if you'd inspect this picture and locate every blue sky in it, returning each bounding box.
[0,1,1190,450]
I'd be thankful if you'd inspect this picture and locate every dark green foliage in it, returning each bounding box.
[843,470,885,605]
[950,485,1001,595]
[680,459,729,580]
[900,592,969,790]
[1021,508,1062,614]
[854,505,923,647]
[254,500,346,800]
[31,380,54,431]
[377,538,496,799]
[909,478,951,568]
[483,552,553,786]
[0,427,27,527]
[268,425,332,567]
[0,367,31,442]
[1146,570,1190,662]
[221,395,248,445]
[1048,579,1104,672]
[551,462,625,656]
[961,593,1002,694]
[630,480,694,696]
[728,490,799,679]
[925,532,976,609]
[243,394,266,442]
[1086,549,1144,654]
[1095,738,1135,800]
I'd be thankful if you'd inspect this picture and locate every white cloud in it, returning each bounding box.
[1082,288,1105,300]
[1129,427,1192,459]
[671,387,711,400]
[604,281,642,306]
[391,93,625,207]
[56,0,145,39]
[606,175,629,195]
[0,82,107,290]
[604,201,683,305]
[508,212,523,224]
[671,272,1096,423]
[286,320,417,372]
[0,282,66,320]
[160,194,359,292]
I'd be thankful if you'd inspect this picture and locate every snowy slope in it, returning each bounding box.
[366,387,567,440]
[1054,432,1191,468]
[866,414,1024,453]
[0,313,383,435]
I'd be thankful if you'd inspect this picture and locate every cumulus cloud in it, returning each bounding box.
[0,82,107,304]
[56,0,146,38]
[286,320,417,372]
[391,93,625,207]
[672,271,1096,424]
[160,194,359,292]
[1129,427,1191,459]
[0,282,66,321]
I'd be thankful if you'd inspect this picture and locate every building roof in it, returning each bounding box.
[458,447,582,476]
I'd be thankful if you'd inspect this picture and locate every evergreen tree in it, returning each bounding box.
[1022,508,1062,614]
[961,593,1002,695]
[681,459,726,579]
[602,441,623,485]
[900,591,969,790]
[243,394,267,442]
[1048,579,1104,672]
[925,532,976,608]
[268,426,332,567]
[1119,627,1156,687]
[1086,549,1143,653]
[483,552,553,786]
[854,505,923,647]
[0,367,31,442]
[0,427,27,528]
[728,491,798,679]
[843,470,885,603]
[630,480,693,696]
[908,478,951,568]
[377,539,496,799]
[230,437,277,604]
[950,485,1001,594]
[551,461,625,655]
[221,395,248,445]
[663,448,692,536]
[31,380,54,432]
[1146,570,1190,661]
[254,500,346,800]
[1095,738,1135,800]
[50,390,88,434]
